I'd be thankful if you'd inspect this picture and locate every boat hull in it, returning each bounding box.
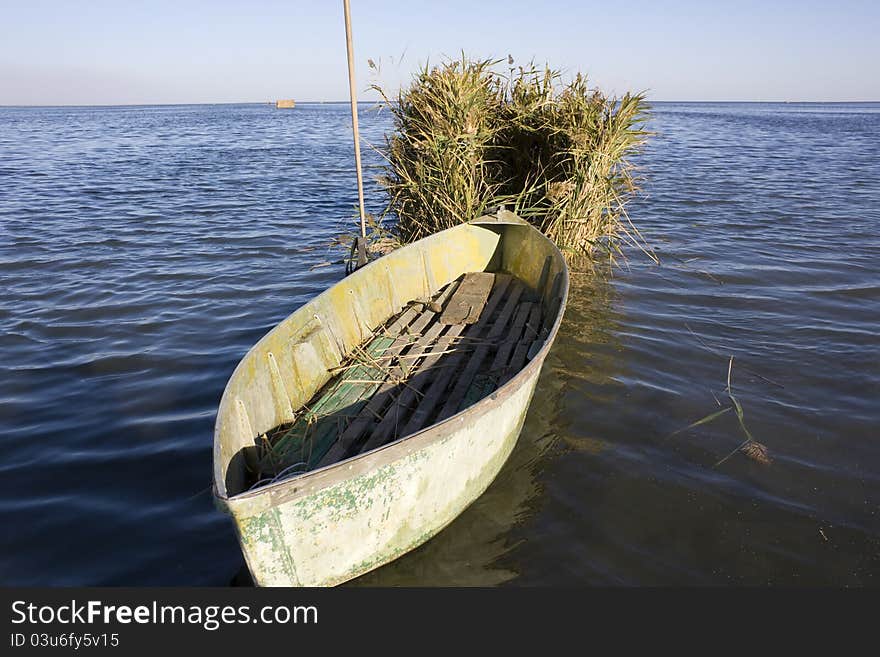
[214,216,568,586]
[228,355,541,586]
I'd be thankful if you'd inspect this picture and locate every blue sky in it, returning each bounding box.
[1,0,878,104]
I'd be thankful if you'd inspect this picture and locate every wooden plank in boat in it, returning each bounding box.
[383,303,422,336]
[315,287,457,467]
[439,272,494,325]
[503,303,543,383]
[319,317,448,465]
[362,275,513,451]
[458,374,495,413]
[489,302,533,374]
[359,322,467,453]
[545,271,563,328]
[398,274,514,436]
[436,282,525,421]
[262,298,428,473]
[456,301,534,413]
[301,282,461,466]
[536,255,552,299]
[266,333,393,464]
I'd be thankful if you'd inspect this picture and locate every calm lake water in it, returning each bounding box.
[1,102,878,586]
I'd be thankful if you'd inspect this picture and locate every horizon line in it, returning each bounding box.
[2,99,880,109]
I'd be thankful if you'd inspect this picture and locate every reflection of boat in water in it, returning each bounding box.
[214,211,569,586]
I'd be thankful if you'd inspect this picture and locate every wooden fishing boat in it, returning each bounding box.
[213,210,568,586]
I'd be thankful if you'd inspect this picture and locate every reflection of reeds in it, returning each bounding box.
[372,55,652,261]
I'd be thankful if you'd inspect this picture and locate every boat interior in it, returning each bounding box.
[215,218,567,499]
[248,266,561,490]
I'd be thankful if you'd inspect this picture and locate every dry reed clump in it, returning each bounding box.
[372,55,653,261]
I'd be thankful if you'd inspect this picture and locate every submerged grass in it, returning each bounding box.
[668,354,773,468]
[371,55,653,262]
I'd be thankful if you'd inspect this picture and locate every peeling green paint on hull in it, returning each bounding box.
[213,214,569,587]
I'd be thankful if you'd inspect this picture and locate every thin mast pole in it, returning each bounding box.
[343,0,367,241]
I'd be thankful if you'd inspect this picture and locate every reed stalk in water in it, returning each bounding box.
[667,355,772,467]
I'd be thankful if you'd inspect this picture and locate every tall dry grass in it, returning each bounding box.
[372,56,653,261]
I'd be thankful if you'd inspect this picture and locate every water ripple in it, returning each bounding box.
[2,102,879,586]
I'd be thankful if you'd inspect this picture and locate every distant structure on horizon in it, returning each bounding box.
[275,99,296,109]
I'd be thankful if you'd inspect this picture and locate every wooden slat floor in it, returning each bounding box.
[255,271,546,482]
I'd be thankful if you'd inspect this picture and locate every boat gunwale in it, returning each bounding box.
[214,219,569,507]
